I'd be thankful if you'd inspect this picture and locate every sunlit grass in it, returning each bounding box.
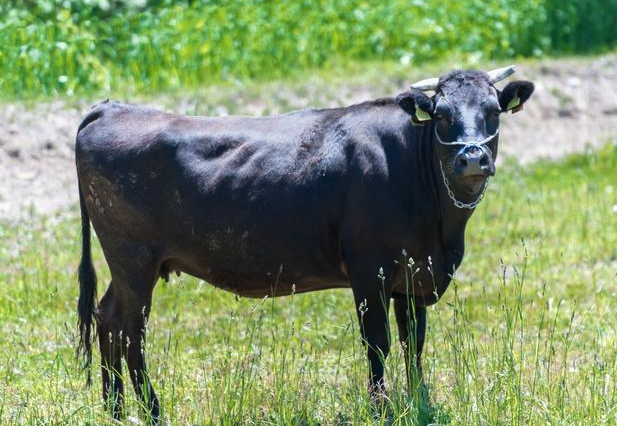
[1,143,617,425]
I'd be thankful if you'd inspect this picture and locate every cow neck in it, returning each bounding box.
[426,122,475,240]
[404,121,474,242]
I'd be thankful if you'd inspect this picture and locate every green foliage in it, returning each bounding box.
[1,0,616,98]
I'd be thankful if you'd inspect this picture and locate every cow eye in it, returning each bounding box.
[488,108,501,118]
[434,110,450,122]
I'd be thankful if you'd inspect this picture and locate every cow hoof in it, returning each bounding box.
[368,379,389,408]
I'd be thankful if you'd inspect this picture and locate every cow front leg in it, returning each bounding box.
[394,299,426,388]
[348,261,394,401]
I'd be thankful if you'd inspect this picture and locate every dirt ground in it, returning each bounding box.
[1,55,616,220]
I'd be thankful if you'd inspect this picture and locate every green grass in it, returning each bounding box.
[1,0,616,98]
[1,142,617,425]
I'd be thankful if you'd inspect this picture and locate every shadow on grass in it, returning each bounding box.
[380,383,452,426]
[251,384,451,426]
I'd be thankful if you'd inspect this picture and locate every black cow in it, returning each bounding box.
[76,66,533,421]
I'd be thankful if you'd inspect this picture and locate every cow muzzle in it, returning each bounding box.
[453,145,495,178]
[436,127,498,209]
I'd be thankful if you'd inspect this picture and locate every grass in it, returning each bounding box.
[1,140,617,425]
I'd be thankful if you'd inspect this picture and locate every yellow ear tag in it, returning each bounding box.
[507,95,521,111]
[415,105,432,122]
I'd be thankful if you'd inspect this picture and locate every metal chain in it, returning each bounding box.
[439,160,489,209]
[434,126,496,209]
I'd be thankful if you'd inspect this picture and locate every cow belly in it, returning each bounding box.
[161,249,348,298]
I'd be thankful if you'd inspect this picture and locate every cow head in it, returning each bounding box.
[396,66,534,208]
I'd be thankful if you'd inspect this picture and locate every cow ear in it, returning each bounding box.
[499,80,534,114]
[396,89,434,126]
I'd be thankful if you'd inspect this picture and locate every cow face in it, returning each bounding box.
[397,69,534,203]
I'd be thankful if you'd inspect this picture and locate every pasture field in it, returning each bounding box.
[1,140,617,425]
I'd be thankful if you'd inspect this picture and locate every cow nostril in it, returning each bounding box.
[479,155,488,167]
[459,158,467,168]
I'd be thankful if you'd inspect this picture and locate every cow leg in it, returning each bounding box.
[118,281,160,424]
[103,247,161,424]
[124,303,159,424]
[348,260,394,401]
[394,298,426,388]
[96,284,125,419]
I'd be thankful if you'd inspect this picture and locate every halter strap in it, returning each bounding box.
[435,126,497,209]
[434,126,499,147]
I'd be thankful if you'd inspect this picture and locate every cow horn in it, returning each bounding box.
[411,77,439,91]
[487,65,516,83]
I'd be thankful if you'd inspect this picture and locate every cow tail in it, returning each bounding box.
[77,182,97,386]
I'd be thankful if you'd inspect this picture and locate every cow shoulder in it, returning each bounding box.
[342,100,410,182]
[338,101,416,245]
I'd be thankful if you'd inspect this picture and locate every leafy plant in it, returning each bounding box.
[0,1,616,97]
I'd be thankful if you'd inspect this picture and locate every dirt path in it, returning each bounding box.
[1,55,616,220]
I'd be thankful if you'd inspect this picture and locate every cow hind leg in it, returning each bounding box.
[103,248,161,424]
[96,284,125,419]
[124,302,160,424]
